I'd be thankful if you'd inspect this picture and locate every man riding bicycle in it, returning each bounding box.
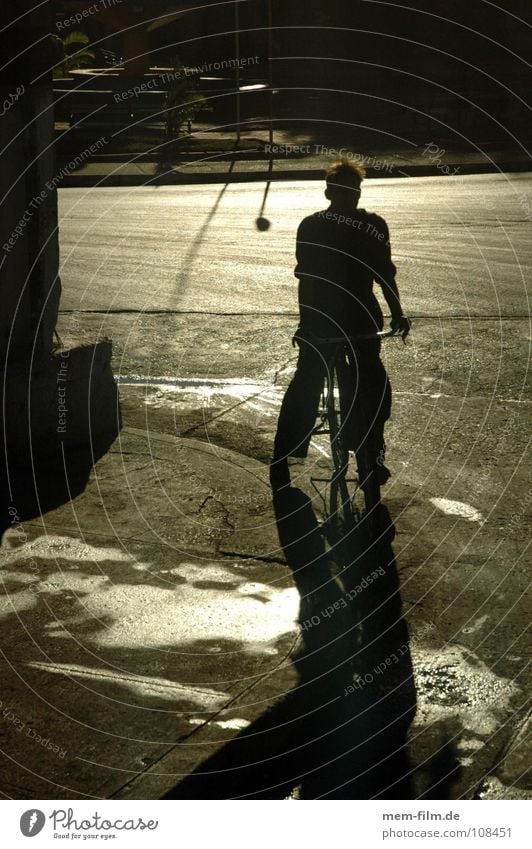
[270,159,411,491]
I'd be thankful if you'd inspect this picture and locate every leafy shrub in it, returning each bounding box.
[163,59,210,138]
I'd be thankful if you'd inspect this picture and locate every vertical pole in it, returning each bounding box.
[267,0,273,148]
[234,1,241,144]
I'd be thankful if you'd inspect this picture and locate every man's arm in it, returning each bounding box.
[373,217,411,337]
[294,219,315,332]
[296,276,314,329]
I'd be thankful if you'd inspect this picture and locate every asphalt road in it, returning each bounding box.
[56,174,531,542]
[57,173,531,320]
[6,173,528,799]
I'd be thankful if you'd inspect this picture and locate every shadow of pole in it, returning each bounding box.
[167,488,419,799]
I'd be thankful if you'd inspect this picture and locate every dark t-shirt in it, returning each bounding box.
[295,208,397,336]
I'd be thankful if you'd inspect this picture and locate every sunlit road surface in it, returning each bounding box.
[57,172,531,522]
[4,173,527,800]
[57,173,531,318]
[56,171,531,622]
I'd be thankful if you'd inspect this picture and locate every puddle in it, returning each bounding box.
[117,375,272,399]
[188,717,251,731]
[430,497,486,525]
[118,375,286,419]
[414,645,519,735]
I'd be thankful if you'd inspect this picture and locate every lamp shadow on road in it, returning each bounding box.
[170,487,454,799]
[161,155,242,312]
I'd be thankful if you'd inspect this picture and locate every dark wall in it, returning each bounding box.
[270,0,531,138]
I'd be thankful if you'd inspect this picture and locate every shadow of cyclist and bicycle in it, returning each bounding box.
[268,485,416,799]
[168,479,462,800]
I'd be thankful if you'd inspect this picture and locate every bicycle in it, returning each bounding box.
[307,329,406,547]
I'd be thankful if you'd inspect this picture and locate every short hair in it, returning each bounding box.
[326,159,365,190]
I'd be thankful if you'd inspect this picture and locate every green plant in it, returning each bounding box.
[52,31,95,78]
[163,59,210,138]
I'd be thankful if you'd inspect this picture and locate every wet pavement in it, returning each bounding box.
[0,174,530,799]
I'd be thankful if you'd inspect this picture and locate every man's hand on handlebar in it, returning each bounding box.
[390,315,412,339]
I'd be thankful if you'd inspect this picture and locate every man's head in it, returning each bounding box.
[325,160,365,210]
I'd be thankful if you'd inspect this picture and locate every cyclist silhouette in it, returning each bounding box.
[270,160,411,491]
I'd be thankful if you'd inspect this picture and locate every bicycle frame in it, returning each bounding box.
[308,330,403,543]
[310,344,356,541]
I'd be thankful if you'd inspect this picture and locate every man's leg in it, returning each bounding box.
[371,359,392,482]
[270,343,327,488]
[344,342,392,482]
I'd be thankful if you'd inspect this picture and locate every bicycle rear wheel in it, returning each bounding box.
[327,381,356,541]
[329,416,350,510]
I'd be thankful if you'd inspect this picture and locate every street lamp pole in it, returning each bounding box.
[234,0,241,144]
[267,0,273,148]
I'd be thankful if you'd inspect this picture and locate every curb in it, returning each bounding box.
[59,160,531,188]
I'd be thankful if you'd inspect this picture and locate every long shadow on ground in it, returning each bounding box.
[166,487,424,799]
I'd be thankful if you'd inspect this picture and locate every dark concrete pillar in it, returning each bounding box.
[0,0,61,359]
[0,1,120,466]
